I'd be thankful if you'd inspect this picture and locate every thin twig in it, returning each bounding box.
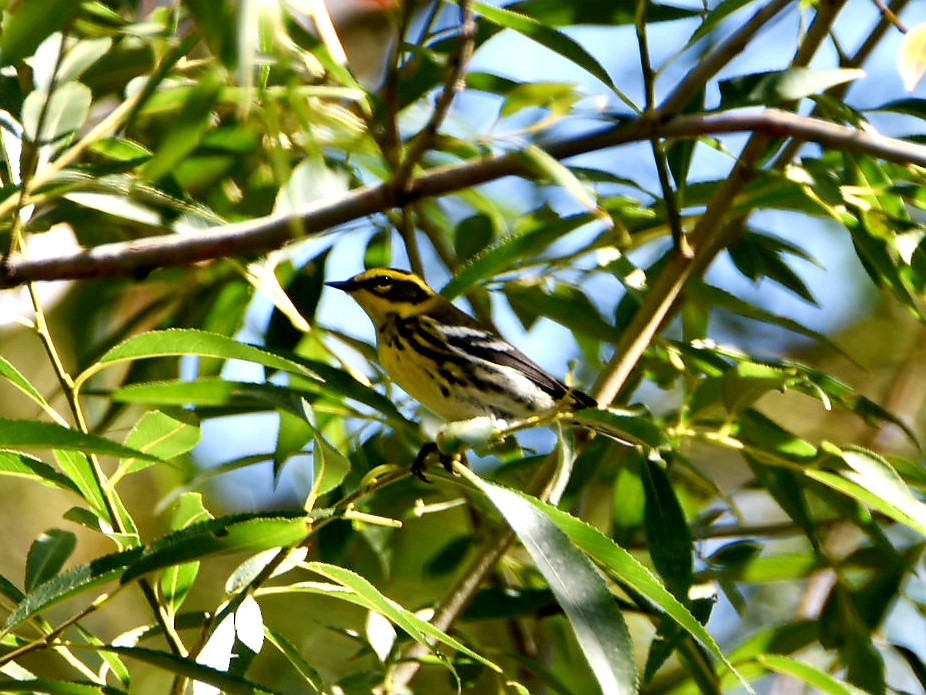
[659,0,794,114]
[636,0,688,256]
[392,0,476,191]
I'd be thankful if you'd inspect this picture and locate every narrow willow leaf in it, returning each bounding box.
[520,144,613,229]
[0,356,53,412]
[505,280,622,342]
[467,477,637,695]
[160,493,212,614]
[0,420,161,462]
[76,329,320,391]
[74,622,132,690]
[642,461,692,601]
[474,3,616,90]
[0,679,126,695]
[517,490,754,693]
[718,68,865,109]
[265,628,325,693]
[304,424,350,512]
[304,562,500,673]
[805,447,926,536]
[689,282,843,352]
[23,82,92,142]
[0,450,80,493]
[5,548,143,632]
[442,211,596,299]
[55,450,109,520]
[140,68,223,182]
[26,529,77,592]
[898,23,926,92]
[573,409,668,448]
[120,513,309,584]
[98,646,282,695]
[757,654,867,695]
[120,410,200,476]
[721,362,796,415]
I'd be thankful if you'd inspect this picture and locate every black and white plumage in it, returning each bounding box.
[328,268,597,423]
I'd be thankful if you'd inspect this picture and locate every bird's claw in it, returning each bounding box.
[412,442,463,482]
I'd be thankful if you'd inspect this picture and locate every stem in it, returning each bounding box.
[636,0,687,256]
[28,281,188,658]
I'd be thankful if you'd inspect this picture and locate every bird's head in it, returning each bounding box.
[327,268,439,326]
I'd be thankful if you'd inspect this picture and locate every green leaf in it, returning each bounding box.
[642,461,692,601]
[160,493,212,614]
[0,0,80,66]
[120,512,310,584]
[55,37,113,83]
[119,410,200,476]
[454,214,496,263]
[509,0,695,26]
[5,548,143,632]
[734,410,819,463]
[0,356,52,412]
[0,679,125,695]
[718,68,864,109]
[97,646,283,695]
[728,230,819,304]
[113,379,310,410]
[265,629,325,693]
[305,421,350,513]
[468,476,637,695]
[474,3,616,90]
[26,529,77,592]
[519,492,754,693]
[0,420,162,462]
[0,450,80,493]
[140,69,223,182]
[77,329,321,391]
[442,211,597,299]
[806,447,926,536]
[721,362,795,414]
[304,562,500,674]
[573,408,668,448]
[54,450,109,521]
[757,654,868,695]
[688,281,842,351]
[505,280,621,342]
[22,82,92,143]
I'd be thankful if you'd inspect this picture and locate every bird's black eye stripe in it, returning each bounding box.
[359,277,430,304]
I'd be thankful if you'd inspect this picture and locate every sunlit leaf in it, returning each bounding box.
[22,82,92,142]
[474,3,616,90]
[468,476,637,694]
[77,329,320,391]
[757,654,868,695]
[898,23,926,93]
[718,68,865,109]
[121,513,310,584]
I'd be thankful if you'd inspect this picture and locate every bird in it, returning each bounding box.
[327,268,597,479]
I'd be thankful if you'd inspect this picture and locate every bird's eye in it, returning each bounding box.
[373,281,393,295]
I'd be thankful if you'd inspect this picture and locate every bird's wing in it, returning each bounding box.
[428,320,574,400]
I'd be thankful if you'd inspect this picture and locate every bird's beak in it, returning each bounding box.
[325,279,355,292]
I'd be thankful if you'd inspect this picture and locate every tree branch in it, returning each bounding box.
[3,108,925,289]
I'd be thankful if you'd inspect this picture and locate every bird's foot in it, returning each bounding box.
[412,442,464,482]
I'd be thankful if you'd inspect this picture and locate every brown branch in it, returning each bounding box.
[3,109,925,289]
